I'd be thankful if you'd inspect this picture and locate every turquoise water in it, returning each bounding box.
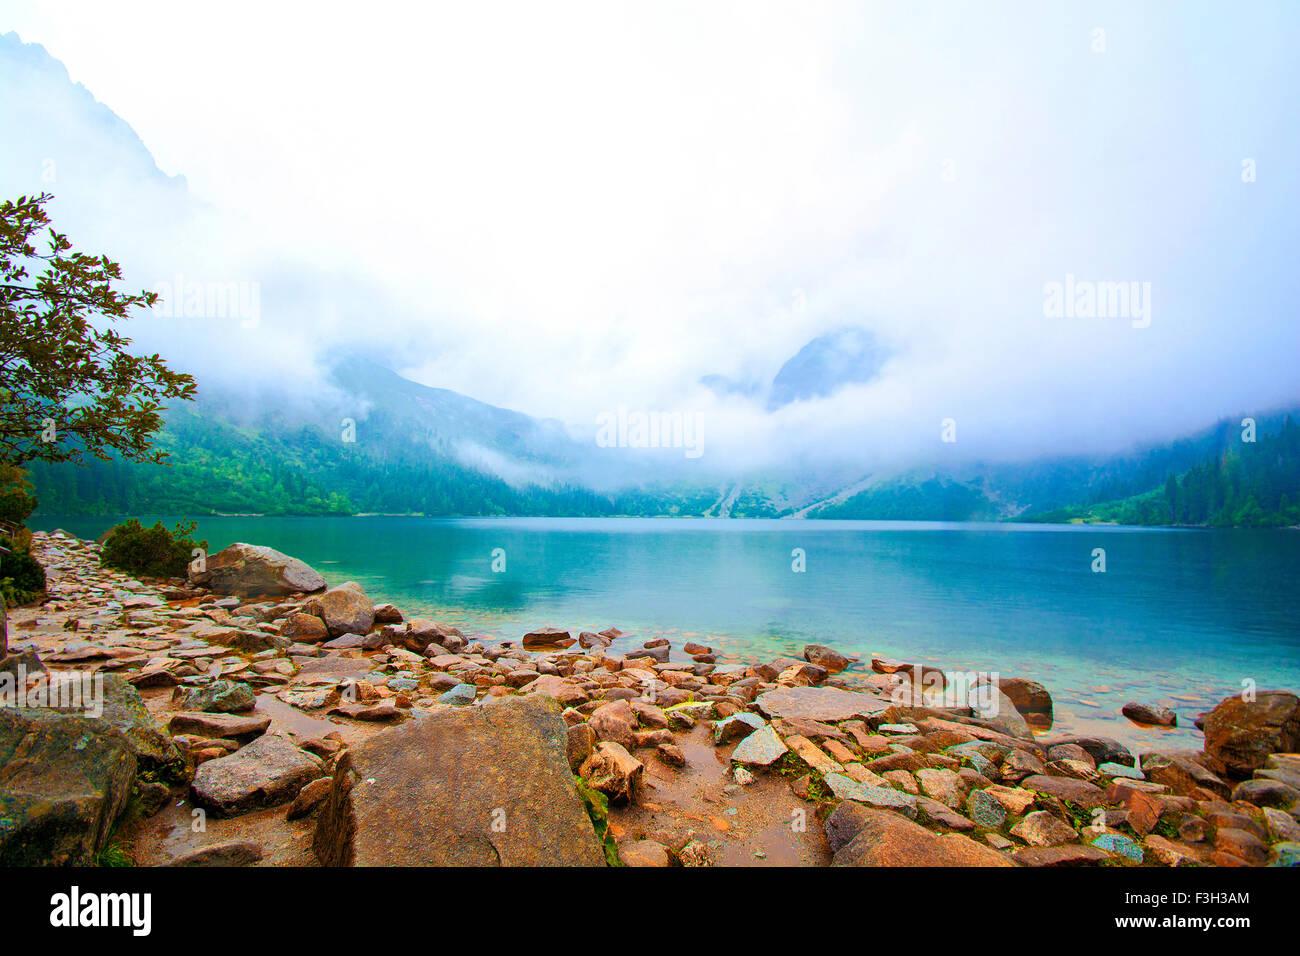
[31,515,1300,750]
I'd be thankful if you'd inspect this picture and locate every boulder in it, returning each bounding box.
[731,725,788,766]
[1020,774,1107,808]
[581,741,644,803]
[587,699,638,749]
[714,712,765,744]
[975,676,1053,728]
[0,646,45,682]
[802,644,856,674]
[190,732,323,816]
[429,684,470,707]
[318,582,374,638]
[1203,691,1300,776]
[286,777,333,820]
[281,612,329,642]
[971,689,1034,740]
[567,722,595,772]
[522,674,591,707]
[1231,778,1299,810]
[0,709,136,865]
[314,695,605,865]
[829,806,1013,866]
[372,603,404,624]
[1012,845,1111,866]
[1140,750,1230,798]
[404,619,466,653]
[823,773,918,814]
[1010,810,1078,847]
[190,543,326,596]
[31,674,182,777]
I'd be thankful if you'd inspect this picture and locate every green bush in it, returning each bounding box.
[0,465,37,527]
[0,535,45,606]
[100,519,207,579]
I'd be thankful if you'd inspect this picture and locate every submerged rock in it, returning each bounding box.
[1122,702,1176,726]
[522,628,575,649]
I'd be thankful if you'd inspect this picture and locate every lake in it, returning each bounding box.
[29,514,1300,751]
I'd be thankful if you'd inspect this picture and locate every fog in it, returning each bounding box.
[3,1,1298,481]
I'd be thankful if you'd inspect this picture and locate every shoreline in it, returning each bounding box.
[2,531,1297,868]
[28,512,1300,530]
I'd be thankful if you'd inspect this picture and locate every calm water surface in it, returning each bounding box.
[31,515,1300,750]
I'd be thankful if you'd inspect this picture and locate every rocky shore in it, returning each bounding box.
[2,530,1298,867]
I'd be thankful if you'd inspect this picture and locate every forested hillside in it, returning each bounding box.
[23,367,1300,528]
[1023,416,1300,527]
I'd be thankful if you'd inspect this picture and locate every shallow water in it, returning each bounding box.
[32,514,1300,751]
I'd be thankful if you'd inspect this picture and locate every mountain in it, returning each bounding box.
[22,357,723,518]
[24,346,1300,527]
[766,326,889,411]
[0,31,198,257]
[699,326,889,410]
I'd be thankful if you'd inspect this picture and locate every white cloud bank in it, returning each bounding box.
[2,0,1298,476]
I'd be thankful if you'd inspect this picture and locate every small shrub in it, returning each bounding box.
[575,776,622,867]
[0,465,37,527]
[0,536,45,606]
[100,519,207,579]
[95,842,134,867]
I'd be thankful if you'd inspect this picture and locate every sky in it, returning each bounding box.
[2,1,1298,474]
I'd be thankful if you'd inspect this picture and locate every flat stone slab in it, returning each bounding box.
[292,656,374,678]
[190,732,323,816]
[1012,844,1113,866]
[1020,773,1107,808]
[829,805,1014,867]
[731,725,788,766]
[313,695,605,866]
[168,710,272,738]
[824,772,917,814]
[756,686,890,722]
